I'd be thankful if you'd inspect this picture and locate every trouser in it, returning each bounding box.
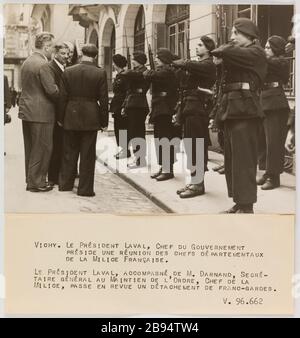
[22,120,54,189]
[59,130,97,195]
[183,115,209,183]
[127,108,147,159]
[114,113,129,151]
[258,109,289,176]
[153,115,178,172]
[224,118,260,205]
[48,123,63,184]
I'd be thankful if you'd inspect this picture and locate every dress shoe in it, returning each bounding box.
[261,176,280,190]
[27,185,53,192]
[156,172,174,182]
[128,158,147,169]
[151,168,162,179]
[217,167,225,175]
[176,184,191,195]
[179,182,205,198]
[235,204,254,213]
[115,149,131,160]
[213,164,224,172]
[221,204,240,214]
[256,173,268,185]
[47,181,56,187]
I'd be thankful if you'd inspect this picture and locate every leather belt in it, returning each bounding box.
[131,88,143,94]
[69,96,97,102]
[263,82,280,89]
[153,91,167,97]
[222,82,252,92]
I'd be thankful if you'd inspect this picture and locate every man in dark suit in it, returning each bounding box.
[211,18,267,213]
[41,42,70,185]
[18,32,56,192]
[58,44,109,197]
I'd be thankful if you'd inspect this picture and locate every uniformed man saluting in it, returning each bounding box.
[110,54,130,159]
[143,48,178,181]
[120,52,150,168]
[172,36,216,198]
[211,18,267,213]
[257,36,291,190]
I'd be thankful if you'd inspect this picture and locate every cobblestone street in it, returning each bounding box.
[4,108,163,214]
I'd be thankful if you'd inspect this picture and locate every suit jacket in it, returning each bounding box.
[211,41,267,120]
[143,64,178,121]
[59,61,109,130]
[120,65,149,112]
[261,56,290,112]
[40,59,65,119]
[18,52,56,123]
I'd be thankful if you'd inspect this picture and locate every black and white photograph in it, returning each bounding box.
[3,2,296,214]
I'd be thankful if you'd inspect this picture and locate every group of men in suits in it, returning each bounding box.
[18,32,108,196]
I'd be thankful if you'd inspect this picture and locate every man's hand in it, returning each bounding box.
[285,129,295,153]
[143,70,154,78]
[57,121,63,127]
[172,59,185,68]
[213,56,223,65]
[208,118,218,132]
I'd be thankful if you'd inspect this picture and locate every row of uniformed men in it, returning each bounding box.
[110,17,293,212]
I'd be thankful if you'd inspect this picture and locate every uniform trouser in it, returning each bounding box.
[127,108,147,159]
[224,118,260,205]
[48,123,63,184]
[114,114,129,150]
[153,115,177,172]
[258,109,289,176]
[22,120,54,189]
[59,130,97,195]
[183,115,209,183]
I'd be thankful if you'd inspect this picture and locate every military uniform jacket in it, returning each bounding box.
[18,52,56,123]
[261,56,290,112]
[211,41,267,120]
[120,65,149,112]
[143,64,178,120]
[59,61,109,130]
[110,69,127,115]
[178,57,216,118]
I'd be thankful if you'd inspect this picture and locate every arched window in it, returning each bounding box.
[134,6,145,52]
[41,5,51,32]
[111,26,115,56]
[166,5,189,58]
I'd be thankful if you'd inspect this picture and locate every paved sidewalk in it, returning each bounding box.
[4,109,163,214]
[96,133,296,214]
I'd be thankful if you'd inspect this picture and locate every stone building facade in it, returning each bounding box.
[69,3,295,102]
